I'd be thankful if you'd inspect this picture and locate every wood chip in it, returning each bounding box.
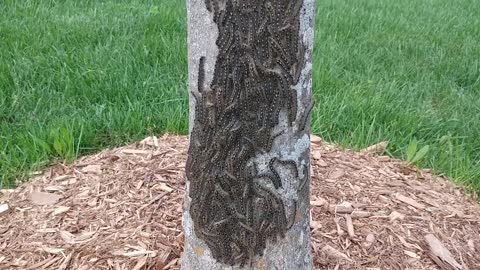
[0,226,10,234]
[157,183,174,193]
[29,192,62,206]
[310,221,322,230]
[53,175,73,182]
[310,197,327,207]
[364,233,375,250]
[81,164,102,174]
[394,193,425,209]
[39,246,65,254]
[59,230,96,244]
[334,217,345,236]
[156,250,172,269]
[317,159,328,167]
[0,203,11,216]
[59,178,77,186]
[351,211,371,218]
[321,245,352,262]
[24,257,56,270]
[122,149,150,155]
[424,234,463,270]
[329,202,353,214]
[404,250,420,259]
[310,135,322,144]
[389,211,406,221]
[361,141,389,155]
[467,240,475,252]
[59,252,73,270]
[53,206,71,215]
[345,214,355,237]
[164,258,179,269]
[112,250,156,257]
[131,256,148,270]
[329,169,345,180]
[44,186,65,192]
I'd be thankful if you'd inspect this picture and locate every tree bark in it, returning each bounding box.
[181,0,315,269]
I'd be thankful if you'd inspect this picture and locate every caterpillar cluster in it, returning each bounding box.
[186,0,308,266]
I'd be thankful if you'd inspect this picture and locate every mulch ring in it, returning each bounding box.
[0,134,479,270]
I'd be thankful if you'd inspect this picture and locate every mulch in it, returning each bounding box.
[0,134,479,269]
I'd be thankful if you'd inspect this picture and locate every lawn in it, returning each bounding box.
[1,0,479,192]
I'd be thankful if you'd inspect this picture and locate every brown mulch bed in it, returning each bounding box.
[0,134,479,269]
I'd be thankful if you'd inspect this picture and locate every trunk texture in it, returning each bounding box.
[181,0,315,269]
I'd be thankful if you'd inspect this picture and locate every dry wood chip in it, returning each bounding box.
[345,214,355,237]
[351,211,371,218]
[389,211,406,221]
[310,197,327,207]
[334,217,345,236]
[29,192,62,205]
[44,186,65,192]
[38,246,65,254]
[81,164,102,174]
[361,141,388,155]
[467,240,475,252]
[157,183,174,193]
[310,221,322,230]
[396,234,421,251]
[425,234,463,270]
[58,252,73,270]
[0,226,10,234]
[364,233,376,250]
[394,193,425,209]
[131,256,148,270]
[59,230,96,244]
[24,257,55,270]
[0,203,11,216]
[329,169,345,180]
[53,206,71,215]
[164,258,179,269]
[310,135,322,144]
[136,181,144,189]
[377,156,391,162]
[139,192,170,211]
[112,250,157,257]
[0,189,14,194]
[321,245,352,262]
[317,159,328,167]
[41,257,61,269]
[37,228,57,233]
[404,250,420,259]
[140,136,160,148]
[59,178,77,186]
[329,202,353,214]
[312,151,322,160]
[156,250,172,269]
[122,149,150,155]
[53,175,73,182]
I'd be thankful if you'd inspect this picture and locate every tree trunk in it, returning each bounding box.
[181,0,315,269]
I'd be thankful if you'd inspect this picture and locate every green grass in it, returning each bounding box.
[1,0,479,193]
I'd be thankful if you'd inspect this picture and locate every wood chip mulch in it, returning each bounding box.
[0,134,479,270]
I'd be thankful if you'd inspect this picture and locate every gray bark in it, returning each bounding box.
[182,0,315,269]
